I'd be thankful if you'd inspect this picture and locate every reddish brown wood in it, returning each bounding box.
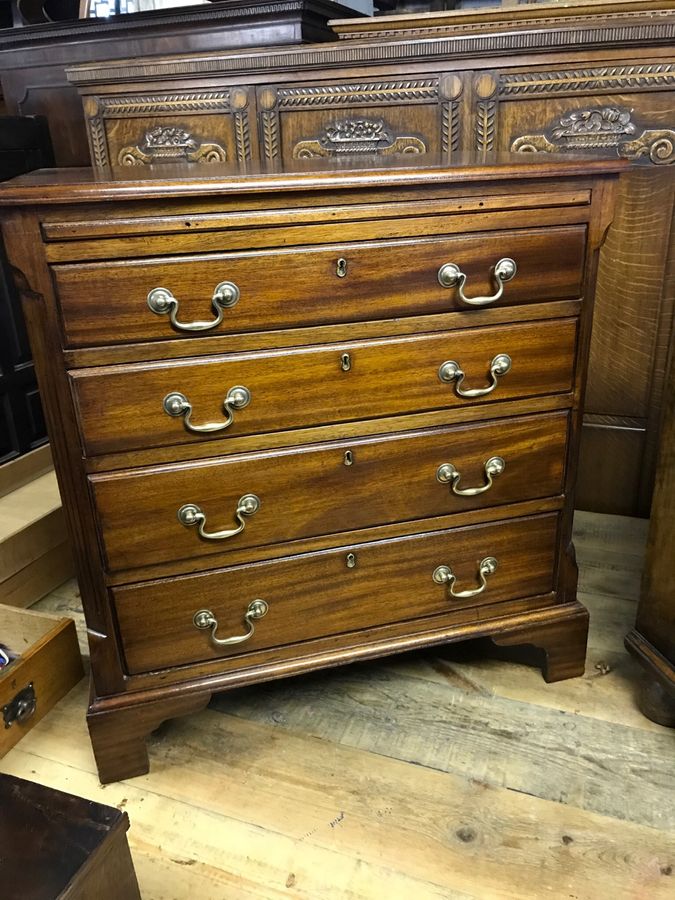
[87,689,211,785]
[0,159,619,782]
[491,601,590,683]
[71,320,577,457]
[91,411,568,574]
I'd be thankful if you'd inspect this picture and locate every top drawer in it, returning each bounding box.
[51,224,586,348]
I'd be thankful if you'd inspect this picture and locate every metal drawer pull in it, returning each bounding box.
[177,494,260,541]
[433,557,498,599]
[437,456,505,496]
[439,353,511,398]
[163,386,251,434]
[147,280,240,332]
[437,257,516,306]
[193,600,268,647]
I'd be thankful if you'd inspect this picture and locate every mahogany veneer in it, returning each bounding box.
[0,154,622,783]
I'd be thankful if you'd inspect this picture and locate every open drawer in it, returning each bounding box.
[0,605,84,758]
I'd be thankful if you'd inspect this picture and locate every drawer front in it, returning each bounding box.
[114,513,559,674]
[71,318,578,457]
[92,411,568,573]
[53,225,586,347]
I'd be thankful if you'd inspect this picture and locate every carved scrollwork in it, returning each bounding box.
[117,126,227,166]
[511,106,675,165]
[292,118,426,159]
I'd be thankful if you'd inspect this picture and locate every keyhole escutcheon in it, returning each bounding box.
[336,258,347,278]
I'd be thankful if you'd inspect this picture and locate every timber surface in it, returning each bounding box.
[1,511,673,900]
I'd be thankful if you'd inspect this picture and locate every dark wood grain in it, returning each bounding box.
[114,512,559,674]
[54,224,586,348]
[92,411,569,575]
[71,319,577,457]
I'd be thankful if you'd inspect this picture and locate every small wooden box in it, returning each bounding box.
[1,605,83,758]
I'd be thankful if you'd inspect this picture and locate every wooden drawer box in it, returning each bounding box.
[0,605,83,758]
[92,411,568,575]
[52,223,586,348]
[114,512,559,674]
[70,319,578,457]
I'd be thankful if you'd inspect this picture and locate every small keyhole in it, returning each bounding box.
[337,258,347,278]
[344,450,354,466]
[340,353,351,372]
[346,552,357,568]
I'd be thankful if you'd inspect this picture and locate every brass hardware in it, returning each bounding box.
[177,494,260,541]
[336,258,348,277]
[436,456,505,496]
[439,353,511,398]
[437,257,517,306]
[147,280,240,332]
[432,557,498,599]
[344,450,354,466]
[193,599,268,647]
[163,386,251,434]
[341,352,352,372]
[3,683,36,728]
[346,552,357,568]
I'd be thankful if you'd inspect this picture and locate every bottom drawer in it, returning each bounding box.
[0,605,83,757]
[114,513,559,675]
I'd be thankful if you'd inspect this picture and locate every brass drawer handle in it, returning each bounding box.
[438,257,516,306]
[177,494,260,541]
[433,557,498,599]
[147,281,240,332]
[437,456,505,496]
[193,599,268,647]
[163,386,251,434]
[439,353,511,398]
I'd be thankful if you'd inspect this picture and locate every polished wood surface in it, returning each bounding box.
[0,772,140,900]
[92,413,568,574]
[115,512,559,674]
[0,157,619,782]
[54,224,586,347]
[72,321,577,456]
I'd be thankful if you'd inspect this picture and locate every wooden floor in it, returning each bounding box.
[2,511,674,900]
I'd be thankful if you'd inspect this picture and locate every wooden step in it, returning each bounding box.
[0,447,74,608]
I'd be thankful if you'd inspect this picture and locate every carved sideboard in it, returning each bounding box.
[65,2,675,518]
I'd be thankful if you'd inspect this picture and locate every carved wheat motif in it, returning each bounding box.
[89,117,109,168]
[441,102,461,157]
[476,100,496,152]
[234,112,251,161]
[262,111,280,160]
[500,64,675,96]
[277,80,438,109]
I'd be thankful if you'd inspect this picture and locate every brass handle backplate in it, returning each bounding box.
[147,280,240,332]
[438,257,517,306]
[193,599,268,647]
[163,386,251,434]
[437,456,505,496]
[439,353,511,398]
[178,494,260,541]
[433,557,498,599]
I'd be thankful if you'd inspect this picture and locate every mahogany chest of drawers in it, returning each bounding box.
[0,154,622,783]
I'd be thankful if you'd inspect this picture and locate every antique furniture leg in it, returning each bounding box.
[87,688,211,784]
[490,602,589,683]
